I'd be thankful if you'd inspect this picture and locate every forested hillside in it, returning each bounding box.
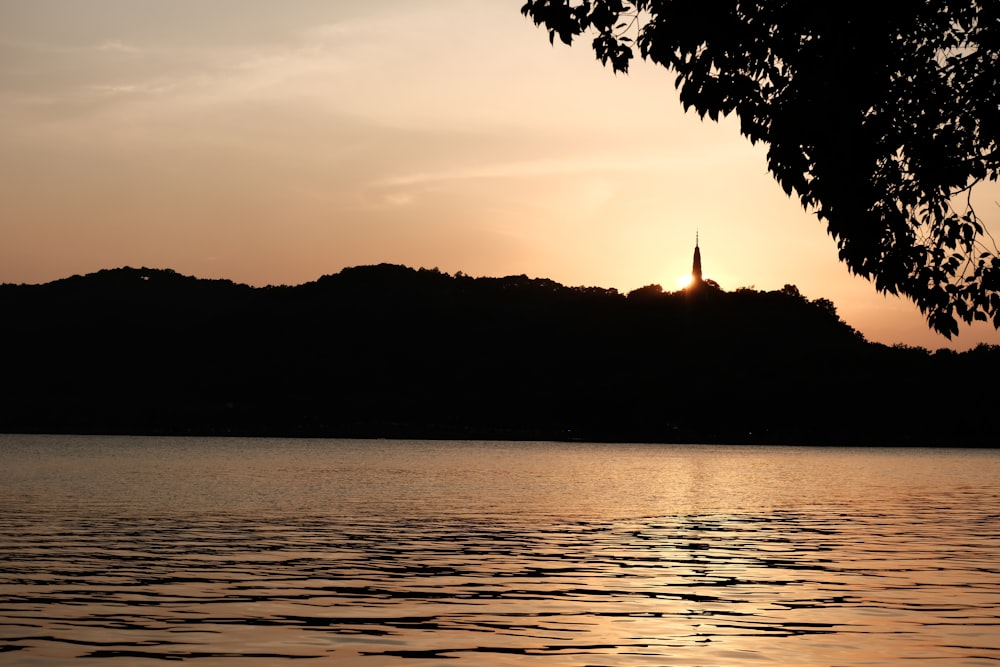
[2,265,995,445]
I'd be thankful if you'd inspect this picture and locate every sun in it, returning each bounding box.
[674,274,693,290]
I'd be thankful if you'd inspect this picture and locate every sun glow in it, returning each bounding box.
[675,274,693,290]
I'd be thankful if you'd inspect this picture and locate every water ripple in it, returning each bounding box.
[2,438,999,665]
[3,506,1000,666]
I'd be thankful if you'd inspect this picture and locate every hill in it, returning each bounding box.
[1,265,995,445]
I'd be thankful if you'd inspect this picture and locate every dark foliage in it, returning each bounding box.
[521,1,1000,336]
[1,265,996,445]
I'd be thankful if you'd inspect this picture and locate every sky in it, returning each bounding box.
[2,0,999,350]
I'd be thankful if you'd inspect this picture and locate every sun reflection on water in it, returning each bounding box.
[0,436,998,666]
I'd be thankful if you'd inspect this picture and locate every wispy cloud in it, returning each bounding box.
[367,144,759,197]
[96,40,139,53]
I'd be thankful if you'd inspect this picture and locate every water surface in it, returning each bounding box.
[1,436,998,665]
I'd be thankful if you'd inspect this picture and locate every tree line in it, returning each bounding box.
[1,264,995,445]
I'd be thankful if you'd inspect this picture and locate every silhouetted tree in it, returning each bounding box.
[627,283,665,299]
[811,297,839,320]
[521,1,1000,335]
[779,284,803,300]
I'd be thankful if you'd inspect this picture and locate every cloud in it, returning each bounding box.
[96,40,139,53]
[363,141,762,205]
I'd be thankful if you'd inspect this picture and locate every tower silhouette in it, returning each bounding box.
[692,232,703,285]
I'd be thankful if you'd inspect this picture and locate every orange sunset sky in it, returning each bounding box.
[3,0,999,350]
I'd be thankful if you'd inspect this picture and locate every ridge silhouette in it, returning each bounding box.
[1,264,995,445]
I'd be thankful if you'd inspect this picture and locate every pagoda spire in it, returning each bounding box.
[691,231,703,284]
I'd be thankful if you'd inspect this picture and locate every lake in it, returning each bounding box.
[1,435,998,666]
